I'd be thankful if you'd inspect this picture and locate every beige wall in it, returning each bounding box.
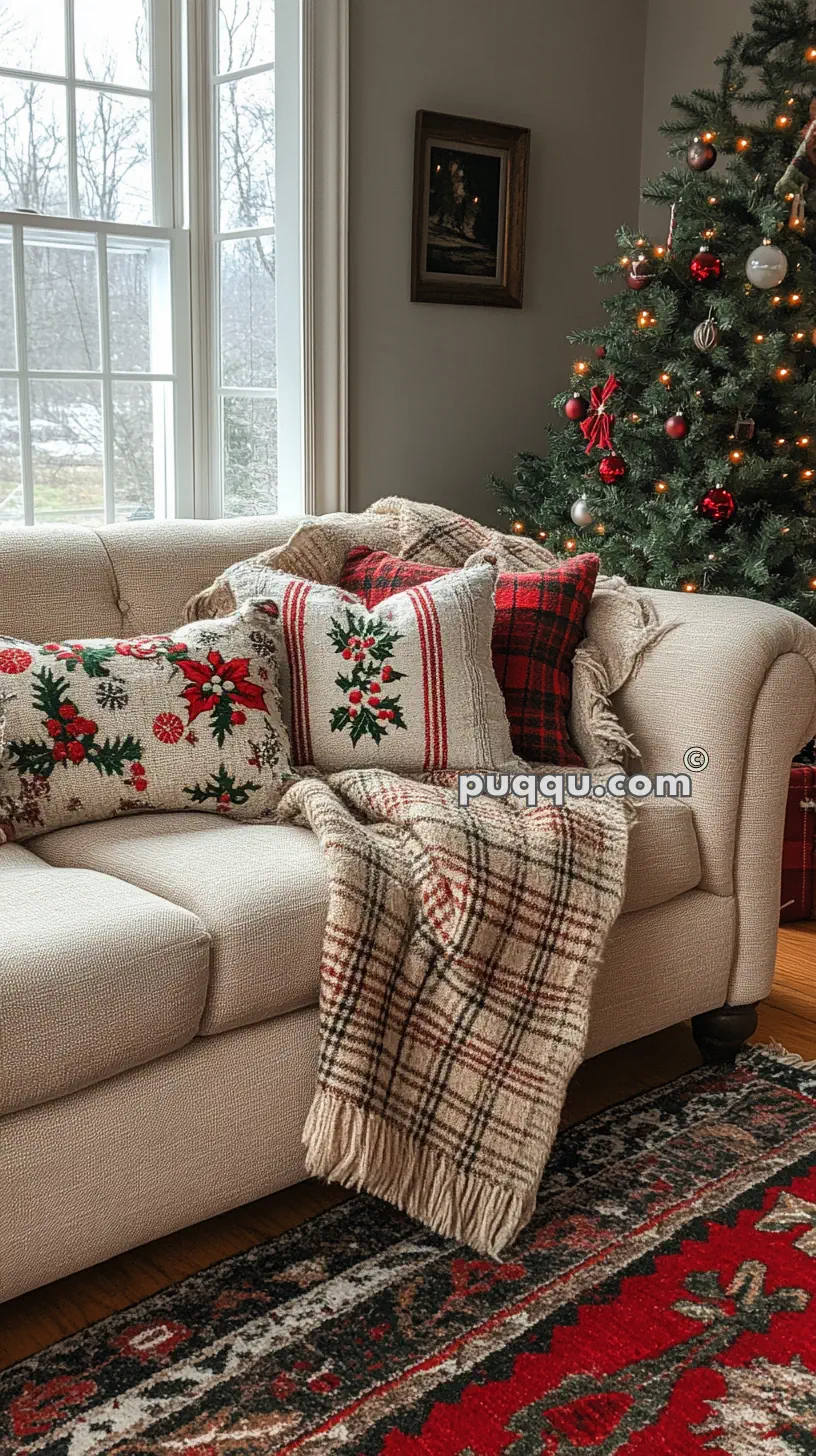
[347,0,649,521]
[639,0,754,233]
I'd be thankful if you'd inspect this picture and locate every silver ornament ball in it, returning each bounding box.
[570,497,593,527]
[745,243,788,290]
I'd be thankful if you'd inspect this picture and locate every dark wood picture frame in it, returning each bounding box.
[411,110,530,308]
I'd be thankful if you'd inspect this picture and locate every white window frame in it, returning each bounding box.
[187,0,348,520]
[0,0,348,526]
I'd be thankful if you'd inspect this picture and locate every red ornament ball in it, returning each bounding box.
[689,247,723,285]
[595,345,607,358]
[699,487,736,523]
[564,394,588,421]
[665,412,689,440]
[599,453,626,484]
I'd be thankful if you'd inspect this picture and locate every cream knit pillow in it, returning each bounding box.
[224,561,525,774]
[0,603,295,843]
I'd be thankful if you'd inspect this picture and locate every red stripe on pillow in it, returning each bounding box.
[341,546,598,766]
[407,584,448,769]
[282,578,313,764]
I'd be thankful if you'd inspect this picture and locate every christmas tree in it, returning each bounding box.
[491,0,816,620]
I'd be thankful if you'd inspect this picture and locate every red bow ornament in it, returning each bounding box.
[580,373,620,455]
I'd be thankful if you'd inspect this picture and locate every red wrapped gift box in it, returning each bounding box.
[781,763,816,922]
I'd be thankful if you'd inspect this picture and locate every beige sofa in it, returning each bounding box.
[2,514,815,1304]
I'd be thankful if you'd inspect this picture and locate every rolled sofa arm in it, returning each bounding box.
[611,588,816,1006]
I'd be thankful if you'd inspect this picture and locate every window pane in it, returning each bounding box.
[24,232,100,371]
[76,89,152,224]
[222,394,277,515]
[107,243,150,372]
[0,78,68,215]
[0,229,15,369]
[218,0,274,74]
[113,380,167,520]
[218,70,275,230]
[220,236,276,388]
[30,379,104,526]
[0,381,23,528]
[1,0,66,75]
[74,0,150,90]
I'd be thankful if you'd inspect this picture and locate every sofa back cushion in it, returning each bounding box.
[340,547,599,766]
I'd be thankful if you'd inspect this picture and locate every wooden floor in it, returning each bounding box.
[3,923,816,1373]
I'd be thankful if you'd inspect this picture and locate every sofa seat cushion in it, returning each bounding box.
[0,842,210,1115]
[31,815,330,1035]
[621,797,701,914]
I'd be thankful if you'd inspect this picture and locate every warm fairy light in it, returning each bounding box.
[594,524,606,535]
[810,577,816,590]
[793,330,807,341]
[574,360,590,375]
[807,45,816,59]
[564,538,577,552]
[802,468,815,480]
[776,437,787,446]
[654,480,669,494]
[789,293,802,305]
[798,436,811,446]
[637,310,656,328]
[537,529,548,542]
[701,130,716,142]
[659,372,672,386]
[729,449,744,463]
[755,333,766,342]
[775,365,793,379]
[771,295,782,306]
[629,412,641,422]
[776,114,793,128]
[635,237,647,247]
[511,519,526,534]
[653,245,666,258]
[707,196,719,205]
[781,525,791,534]
[695,389,703,398]
[682,582,699,593]
[619,255,631,267]
[702,228,717,240]
[736,136,751,151]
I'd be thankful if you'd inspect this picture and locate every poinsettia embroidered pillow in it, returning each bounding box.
[224,562,525,773]
[340,547,599,766]
[0,604,295,843]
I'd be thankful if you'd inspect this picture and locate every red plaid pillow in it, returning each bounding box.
[340,547,599,766]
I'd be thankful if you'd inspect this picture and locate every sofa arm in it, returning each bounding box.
[612,588,816,1005]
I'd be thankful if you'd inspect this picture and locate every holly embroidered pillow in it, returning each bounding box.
[340,547,599,766]
[224,562,525,773]
[0,603,295,843]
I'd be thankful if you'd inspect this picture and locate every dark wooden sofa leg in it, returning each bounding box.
[691,1003,759,1064]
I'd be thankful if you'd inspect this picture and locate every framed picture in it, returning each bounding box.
[411,110,530,308]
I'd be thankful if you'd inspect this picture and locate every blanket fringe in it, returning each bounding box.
[569,640,641,770]
[303,1092,535,1258]
[749,1038,816,1072]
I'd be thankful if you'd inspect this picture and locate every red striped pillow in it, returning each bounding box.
[341,547,598,766]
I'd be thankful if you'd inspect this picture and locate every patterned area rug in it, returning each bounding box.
[5,1045,816,1454]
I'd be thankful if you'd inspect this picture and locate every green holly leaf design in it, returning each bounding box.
[87,735,143,777]
[209,693,235,747]
[6,737,57,778]
[41,643,117,677]
[31,667,71,720]
[328,609,407,745]
[184,763,261,806]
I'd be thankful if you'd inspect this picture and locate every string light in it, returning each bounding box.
[574,360,590,375]
[776,113,793,128]
[775,437,787,446]
[702,228,717,240]
[797,436,811,447]
[564,538,577,552]
[771,295,782,306]
[653,245,666,258]
[781,526,791,534]
[637,310,656,328]
[629,412,641,422]
[635,237,647,248]
[793,330,807,342]
[654,480,669,494]
[536,529,548,542]
[701,129,716,142]
[682,582,699,593]
[729,449,744,463]
[511,519,526,534]
[707,196,719,205]
[775,364,793,380]
[789,292,803,305]
[802,468,815,480]
[755,333,766,342]
[807,44,816,59]
[659,372,672,386]
[594,523,606,535]
[736,136,751,151]
[619,255,631,267]
[810,577,816,590]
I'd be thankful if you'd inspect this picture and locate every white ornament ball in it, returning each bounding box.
[745,244,789,290]
[570,497,593,527]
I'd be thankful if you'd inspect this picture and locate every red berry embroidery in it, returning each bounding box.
[132,778,148,792]
[153,712,184,745]
[59,703,78,721]
[45,718,62,738]
[348,689,362,704]
[230,710,246,725]
[67,742,86,763]
[52,742,68,761]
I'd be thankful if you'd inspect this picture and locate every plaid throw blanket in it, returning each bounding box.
[277,766,629,1256]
